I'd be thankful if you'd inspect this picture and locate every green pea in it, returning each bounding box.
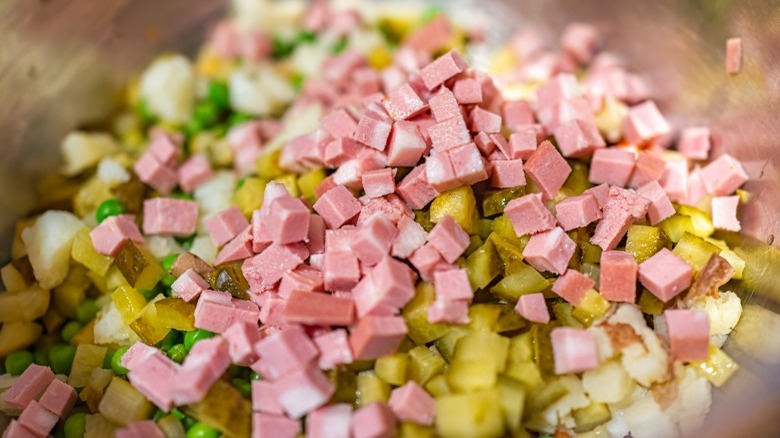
[5,350,34,376]
[176,234,196,251]
[271,35,295,59]
[232,378,251,398]
[207,82,230,110]
[48,344,77,375]
[157,330,182,351]
[34,345,51,367]
[95,199,126,224]
[161,254,179,273]
[172,408,187,421]
[193,102,220,128]
[250,372,263,380]
[102,350,113,369]
[185,118,205,138]
[330,37,348,54]
[186,422,220,438]
[167,344,187,364]
[63,412,87,438]
[76,299,100,324]
[138,288,157,302]
[183,329,214,351]
[296,30,317,44]
[290,72,305,92]
[421,5,443,22]
[227,112,253,128]
[235,177,247,190]
[61,321,83,343]
[153,408,166,421]
[174,192,196,201]
[111,346,130,376]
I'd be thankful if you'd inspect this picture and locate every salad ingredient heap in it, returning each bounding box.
[0,1,750,437]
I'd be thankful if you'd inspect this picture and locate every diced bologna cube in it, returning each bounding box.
[283,290,355,326]
[255,326,319,380]
[171,269,210,302]
[589,148,635,186]
[638,248,692,302]
[352,403,398,438]
[505,193,557,237]
[452,77,483,104]
[502,100,535,130]
[711,196,741,231]
[224,320,261,365]
[306,404,353,438]
[555,193,602,231]
[386,122,426,167]
[524,140,572,199]
[323,250,361,292]
[622,101,670,145]
[659,157,690,203]
[37,378,77,419]
[627,151,665,189]
[599,251,638,303]
[90,215,144,257]
[383,83,428,121]
[428,88,461,123]
[428,115,472,152]
[507,129,537,160]
[522,227,576,275]
[252,413,301,438]
[17,401,59,437]
[350,213,398,267]
[726,37,742,75]
[664,309,710,362]
[515,293,550,324]
[434,269,473,302]
[427,216,470,263]
[362,169,396,198]
[397,165,439,210]
[314,329,354,370]
[267,197,311,245]
[205,206,250,247]
[134,151,178,195]
[469,107,501,133]
[449,142,489,185]
[490,159,526,189]
[350,316,408,360]
[313,185,362,229]
[252,380,284,415]
[178,155,213,193]
[551,270,594,305]
[427,298,470,325]
[322,109,359,139]
[354,113,392,151]
[561,22,600,63]
[554,119,605,158]
[2,364,55,410]
[678,127,711,161]
[637,181,675,225]
[143,198,199,236]
[388,381,435,425]
[392,215,428,259]
[215,225,254,265]
[551,327,598,374]
[420,50,469,90]
[700,154,748,196]
[274,366,335,419]
[583,183,609,208]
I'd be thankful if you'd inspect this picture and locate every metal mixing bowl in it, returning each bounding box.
[1,0,778,436]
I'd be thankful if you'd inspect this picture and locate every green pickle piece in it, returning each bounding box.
[625,224,668,264]
[205,261,251,300]
[464,240,501,290]
[672,232,722,273]
[407,346,446,385]
[573,402,612,433]
[482,186,526,217]
[487,232,525,275]
[115,242,164,290]
[402,283,451,345]
[429,186,477,232]
[491,262,549,301]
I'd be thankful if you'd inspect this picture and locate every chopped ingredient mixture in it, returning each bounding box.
[0,1,751,437]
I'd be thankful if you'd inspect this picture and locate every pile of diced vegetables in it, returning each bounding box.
[0,1,751,437]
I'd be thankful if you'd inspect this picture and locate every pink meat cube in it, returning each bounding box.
[637,181,675,225]
[306,404,353,438]
[469,107,501,133]
[386,122,426,167]
[434,269,474,301]
[18,401,60,437]
[313,329,354,370]
[133,152,178,195]
[490,159,526,188]
[427,298,470,324]
[351,213,397,266]
[505,193,557,236]
[551,270,594,305]
[252,380,284,415]
[90,215,144,257]
[428,88,461,123]
[712,196,741,231]
[383,83,428,121]
[449,142,489,185]
[283,290,355,326]
[583,183,610,208]
[350,316,408,360]
[427,215,470,263]
[678,127,711,161]
[590,205,633,251]
[424,150,460,192]
[255,326,319,380]
[534,74,581,110]
[551,327,599,374]
[665,309,710,362]
[405,14,453,53]
[324,251,360,291]
[639,248,693,302]
[408,243,446,282]
[37,379,76,419]
[173,339,231,404]
[353,256,415,317]
[242,243,305,291]
[120,342,160,371]
[561,23,600,63]
[726,37,742,75]
[392,215,428,259]
[279,267,323,298]
[142,198,199,237]
[171,269,210,302]
[388,382,435,426]
[396,165,439,210]
[313,185,362,229]
[524,140,572,199]
[267,197,311,245]
[352,403,397,438]
[627,151,665,188]
[452,77,483,104]
[321,109,359,139]
[224,321,261,364]
[700,154,748,196]
[252,413,301,438]
[515,293,550,324]
[555,193,602,231]
[307,215,326,254]
[3,420,37,438]
[502,100,535,130]
[324,50,367,85]
[274,366,335,419]
[599,251,638,303]
[658,157,690,203]
[554,119,605,158]
[589,148,636,186]
[536,97,594,133]
[623,101,671,145]
[354,113,392,151]
[362,169,396,198]
[178,155,213,193]
[522,227,576,275]
[324,138,363,168]
[428,115,471,152]
[194,297,237,334]
[686,167,708,206]
[2,364,55,410]
[420,50,469,90]
[148,131,180,166]
[215,225,254,265]
[127,353,177,410]
[506,129,537,160]
[205,206,250,247]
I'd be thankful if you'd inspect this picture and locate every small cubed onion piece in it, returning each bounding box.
[488,233,525,275]
[571,290,611,326]
[677,205,715,238]
[79,368,115,412]
[430,186,477,232]
[424,374,452,398]
[233,177,267,218]
[94,302,141,346]
[69,344,108,388]
[154,297,196,331]
[182,380,252,438]
[84,414,118,438]
[111,285,148,325]
[482,187,526,218]
[61,132,119,177]
[356,372,391,406]
[659,214,696,243]
[0,286,49,322]
[693,345,739,387]
[374,353,409,387]
[433,328,469,363]
[139,55,196,123]
[402,283,451,345]
[229,65,295,117]
[158,414,187,438]
[435,389,505,438]
[491,263,548,301]
[465,240,502,290]
[98,377,155,426]
[446,360,497,393]
[21,210,84,289]
[453,331,509,373]
[115,243,164,290]
[0,321,42,356]
[129,295,172,345]
[625,225,668,264]
[672,232,722,273]
[496,376,526,434]
[407,346,446,386]
[573,402,612,433]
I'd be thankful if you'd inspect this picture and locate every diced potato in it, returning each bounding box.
[255,149,286,180]
[0,286,49,322]
[61,132,119,176]
[21,211,84,289]
[465,240,501,290]
[233,177,267,218]
[115,243,164,290]
[692,345,739,387]
[139,55,196,123]
[625,225,668,264]
[435,389,505,438]
[53,265,90,319]
[0,321,42,356]
[154,297,196,331]
[129,295,171,345]
[491,263,548,301]
[374,353,408,386]
[407,346,446,385]
[581,360,633,404]
[430,186,477,232]
[72,228,113,276]
[111,285,148,325]
[424,374,451,398]
[356,372,391,406]
[677,205,715,238]
[1,264,26,292]
[572,290,611,326]
[621,395,676,438]
[80,368,115,413]
[573,402,612,433]
[94,301,141,346]
[98,377,155,425]
[182,379,252,437]
[453,331,509,373]
[69,344,109,388]
[672,232,721,274]
[229,65,295,116]
[402,283,451,345]
[447,360,497,393]
[496,376,526,433]
[85,414,118,438]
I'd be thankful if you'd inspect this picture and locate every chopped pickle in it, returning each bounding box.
[69,344,108,388]
[272,174,300,198]
[639,289,665,315]
[476,218,494,240]
[552,302,584,328]
[693,345,739,387]
[672,232,721,274]
[233,177,266,218]
[327,368,358,405]
[154,297,196,331]
[466,304,503,332]
[407,345,446,385]
[453,331,509,373]
[85,413,118,437]
[488,232,525,275]
[0,321,42,356]
[531,323,557,378]
[402,283,451,345]
[53,265,90,319]
[572,290,611,326]
[659,214,695,243]
[98,377,155,425]
[205,262,250,300]
[415,210,435,232]
[112,285,148,324]
[72,228,113,276]
[435,389,505,438]
[71,320,96,345]
[80,368,115,412]
[507,332,534,365]
[356,371,391,406]
[374,353,408,386]
[491,263,548,301]
[433,327,469,363]
[562,160,592,195]
[494,304,526,333]
[526,378,569,420]
[430,186,477,232]
[579,238,602,265]
[704,237,745,279]
[496,375,526,434]
[573,402,612,433]
[492,214,521,244]
[424,374,451,398]
[297,167,327,202]
[447,360,497,393]
[580,263,600,289]
[465,235,483,256]
[129,295,171,345]
[625,224,668,264]
[182,379,252,438]
[115,242,164,290]
[255,149,285,180]
[465,240,501,290]
[677,205,715,237]
[398,422,436,438]
[482,187,526,218]
[111,175,146,213]
[504,361,544,395]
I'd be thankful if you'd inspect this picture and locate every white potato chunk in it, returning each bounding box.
[61,132,118,176]
[145,236,184,260]
[0,286,50,322]
[665,367,712,436]
[689,291,742,348]
[189,236,217,266]
[229,65,295,116]
[582,360,634,404]
[94,301,140,346]
[623,396,676,438]
[96,158,130,185]
[22,211,84,289]
[139,55,196,123]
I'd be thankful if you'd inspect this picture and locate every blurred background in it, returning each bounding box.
[1,0,779,436]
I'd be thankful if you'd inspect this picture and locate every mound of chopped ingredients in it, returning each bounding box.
[0,1,750,437]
